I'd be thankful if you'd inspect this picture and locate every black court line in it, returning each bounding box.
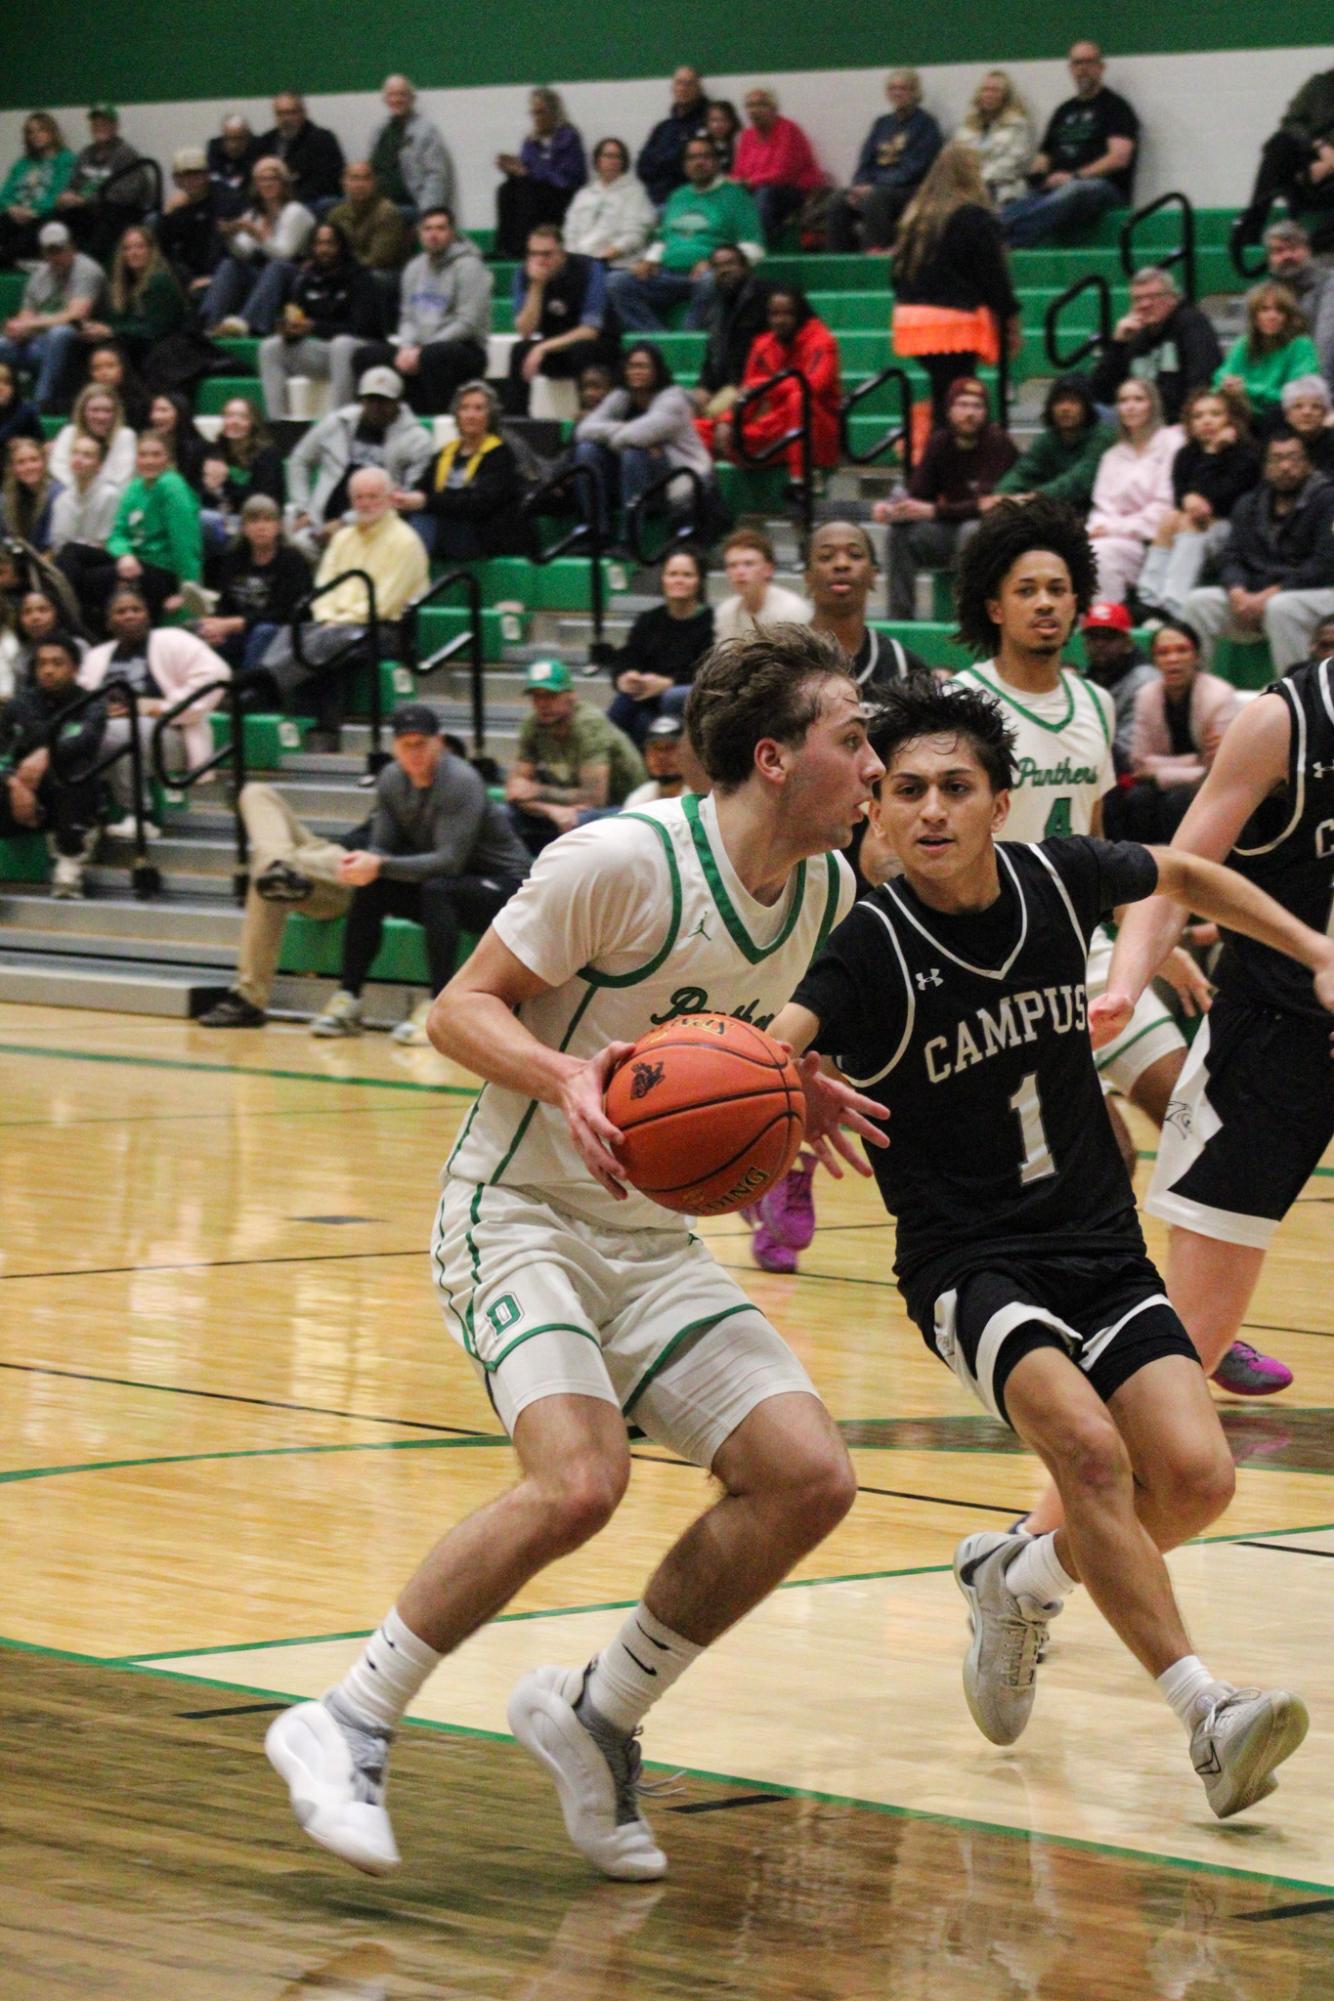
[0,1246,422,1283]
[1244,1321,1334,1342]
[0,1358,491,1437]
[1239,1899,1334,1923]
[1235,1540,1334,1559]
[178,1700,287,1719]
[669,1793,784,1815]
[855,1483,1024,1514]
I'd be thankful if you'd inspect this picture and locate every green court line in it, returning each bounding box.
[0,1037,480,1098]
[0,1433,508,1488]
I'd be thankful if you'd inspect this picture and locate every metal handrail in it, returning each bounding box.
[521,461,607,651]
[149,675,249,896]
[400,567,487,753]
[624,465,708,567]
[1044,272,1112,370]
[96,155,163,218]
[45,676,160,898]
[290,567,385,773]
[841,364,913,473]
[1120,189,1196,301]
[734,365,813,543]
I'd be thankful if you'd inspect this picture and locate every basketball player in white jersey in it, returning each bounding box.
[266,627,887,1884]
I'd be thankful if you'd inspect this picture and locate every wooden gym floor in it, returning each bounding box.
[1,1000,1331,1999]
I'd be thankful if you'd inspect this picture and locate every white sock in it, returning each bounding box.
[580,1603,703,1734]
[1004,1532,1078,1606]
[1158,1653,1231,1733]
[333,1605,442,1732]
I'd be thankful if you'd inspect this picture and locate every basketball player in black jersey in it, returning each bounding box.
[772,677,1332,1818]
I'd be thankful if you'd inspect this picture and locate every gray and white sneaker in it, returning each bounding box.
[311,989,363,1038]
[265,1692,400,1874]
[954,1530,1060,1746]
[1190,1685,1309,1819]
[507,1665,668,1880]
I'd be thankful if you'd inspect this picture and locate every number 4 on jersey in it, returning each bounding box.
[1044,796,1072,837]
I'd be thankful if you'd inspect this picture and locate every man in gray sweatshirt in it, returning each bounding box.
[346,208,493,413]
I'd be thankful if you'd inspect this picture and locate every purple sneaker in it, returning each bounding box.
[757,1151,818,1252]
[1211,1340,1293,1397]
[749,1222,797,1274]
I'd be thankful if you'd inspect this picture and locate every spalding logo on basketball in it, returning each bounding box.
[604,1013,806,1216]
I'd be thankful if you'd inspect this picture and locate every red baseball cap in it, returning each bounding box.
[1081,601,1132,633]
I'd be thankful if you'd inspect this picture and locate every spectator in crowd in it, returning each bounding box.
[577,360,615,411]
[1214,283,1322,425]
[806,517,928,694]
[717,285,840,493]
[261,465,427,746]
[0,437,62,553]
[12,590,78,684]
[1088,265,1223,425]
[1280,374,1334,475]
[147,389,208,484]
[1235,66,1334,251]
[56,107,151,263]
[49,432,124,556]
[208,116,261,207]
[0,633,104,895]
[308,706,531,1042]
[203,157,316,337]
[80,585,230,816]
[562,138,658,268]
[1138,386,1260,617]
[608,136,763,332]
[574,339,717,531]
[0,222,105,414]
[890,142,1019,425]
[690,243,771,423]
[257,217,383,418]
[256,92,346,211]
[194,396,285,554]
[953,71,1036,208]
[623,710,690,806]
[495,89,587,259]
[49,382,136,490]
[1078,599,1156,771]
[80,225,189,375]
[0,113,77,266]
[704,101,741,176]
[733,89,823,247]
[328,161,411,273]
[84,341,149,428]
[825,71,943,254]
[366,75,455,219]
[505,223,616,414]
[396,380,524,560]
[605,542,714,745]
[712,525,811,640]
[1289,609,1334,673]
[1110,617,1240,841]
[876,376,1018,618]
[1184,430,1334,670]
[193,494,313,671]
[1001,42,1138,247]
[63,430,202,622]
[1086,377,1182,605]
[349,207,491,416]
[1261,221,1334,375]
[636,66,712,208]
[506,657,645,853]
[993,372,1115,510]
[158,148,226,301]
[0,362,42,457]
[286,366,434,559]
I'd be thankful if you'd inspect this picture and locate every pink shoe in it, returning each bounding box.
[750,1222,797,1274]
[757,1151,818,1251]
[1211,1340,1293,1397]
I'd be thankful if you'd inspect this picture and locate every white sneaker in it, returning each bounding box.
[265,1696,400,1874]
[177,579,218,619]
[507,1666,668,1880]
[1190,1685,1309,1819]
[50,854,86,899]
[954,1530,1059,1746]
[103,816,139,840]
[311,990,363,1037]
[390,999,432,1047]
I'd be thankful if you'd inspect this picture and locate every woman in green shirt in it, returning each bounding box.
[0,112,76,264]
[1214,282,1321,423]
[82,225,188,374]
[61,431,203,625]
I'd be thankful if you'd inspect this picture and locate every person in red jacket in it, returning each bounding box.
[733,88,824,246]
[720,285,841,494]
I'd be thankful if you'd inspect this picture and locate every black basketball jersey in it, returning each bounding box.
[794,837,1159,1321]
[1218,660,1334,1021]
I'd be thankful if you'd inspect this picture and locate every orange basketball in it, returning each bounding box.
[604,1013,806,1216]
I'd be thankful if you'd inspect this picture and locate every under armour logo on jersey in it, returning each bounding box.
[1312,762,1334,779]
[915,967,943,990]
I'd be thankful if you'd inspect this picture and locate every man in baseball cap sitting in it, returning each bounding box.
[1080,599,1155,772]
[506,659,646,854]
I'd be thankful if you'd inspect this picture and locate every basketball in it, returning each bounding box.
[604,1013,807,1216]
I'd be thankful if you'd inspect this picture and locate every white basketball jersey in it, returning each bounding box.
[447,792,854,1229]
[953,660,1115,839]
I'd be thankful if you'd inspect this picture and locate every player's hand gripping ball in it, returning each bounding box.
[603,1013,806,1215]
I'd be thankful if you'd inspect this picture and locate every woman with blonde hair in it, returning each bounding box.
[1086,377,1183,604]
[0,436,62,553]
[891,142,1020,423]
[1214,282,1322,422]
[81,224,188,371]
[48,381,137,491]
[954,70,1035,207]
[201,156,315,337]
[0,112,76,263]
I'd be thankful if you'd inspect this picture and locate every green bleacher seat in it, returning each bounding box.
[0,271,25,316]
[196,377,263,416]
[714,463,791,513]
[208,711,304,766]
[40,414,63,439]
[415,605,522,655]
[0,833,52,883]
[870,620,967,670]
[1211,637,1275,690]
[213,337,261,373]
[456,554,629,612]
[278,912,479,985]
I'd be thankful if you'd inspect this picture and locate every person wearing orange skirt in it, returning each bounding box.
[891,143,1019,426]
[717,286,841,493]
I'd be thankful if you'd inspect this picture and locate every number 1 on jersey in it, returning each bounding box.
[1007,1071,1055,1185]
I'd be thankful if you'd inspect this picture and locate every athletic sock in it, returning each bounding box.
[1004,1532,1078,1606]
[332,1605,443,1732]
[1158,1653,1232,1733]
[578,1603,703,1735]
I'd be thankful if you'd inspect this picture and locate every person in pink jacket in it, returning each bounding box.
[1086,378,1183,604]
[79,586,230,821]
[733,88,823,246]
[1108,617,1240,840]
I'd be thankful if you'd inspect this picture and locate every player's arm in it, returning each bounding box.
[769,1000,889,1180]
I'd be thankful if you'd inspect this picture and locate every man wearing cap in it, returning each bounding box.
[286,365,434,560]
[1080,599,1156,770]
[56,108,151,262]
[623,712,690,808]
[874,377,1018,621]
[507,659,646,854]
[1262,222,1334,380]
[0,222,106,412]
[343,206,492,415]
[159,147,227,297]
